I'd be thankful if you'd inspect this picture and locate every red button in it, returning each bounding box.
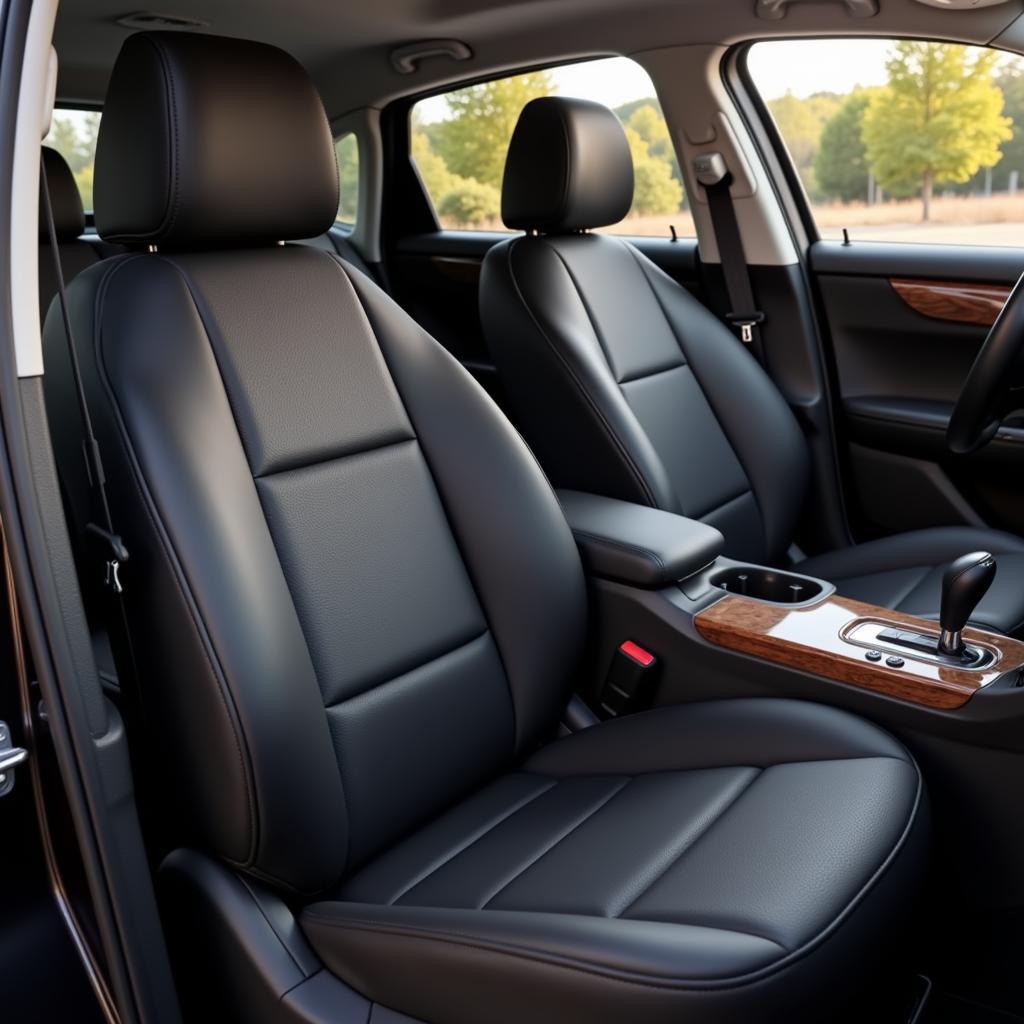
[619,641,656,668]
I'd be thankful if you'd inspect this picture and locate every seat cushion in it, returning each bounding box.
[301,699,924,1024]
[799,526,1024,635]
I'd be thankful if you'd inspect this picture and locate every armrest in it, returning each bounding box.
[557,490,724,587]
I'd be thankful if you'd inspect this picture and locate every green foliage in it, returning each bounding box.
[968,67,1024,191]
[614,96,664,124]
[862,42,1012,218]
[415,80,687,229]
[437,179,502,226]
[814,91,873,203]
[768,92,841,197]
[432,72,555,189]
[626,104,673,162]
[44,112,100,209]
[623,124,682,215]
[334,134,359,223]
[412,127,464,200]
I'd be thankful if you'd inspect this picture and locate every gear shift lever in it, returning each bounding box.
[939,552,997,657]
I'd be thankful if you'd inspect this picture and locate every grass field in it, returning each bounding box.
[443,193,1024,247]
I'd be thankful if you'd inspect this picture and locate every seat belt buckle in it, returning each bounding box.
[86,523,129,594]
[598,641,658,718]
[725,311,765,344]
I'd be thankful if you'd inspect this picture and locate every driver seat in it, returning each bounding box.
[480,97,1024,634]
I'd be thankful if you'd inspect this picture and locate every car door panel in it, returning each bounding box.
[810,240,1024,537]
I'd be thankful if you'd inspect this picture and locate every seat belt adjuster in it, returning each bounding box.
[726,310,766,344]
[86,523,129,595]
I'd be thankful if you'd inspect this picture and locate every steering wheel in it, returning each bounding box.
[947,271,1024,454]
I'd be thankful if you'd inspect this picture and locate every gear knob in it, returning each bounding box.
[939,552,996,656]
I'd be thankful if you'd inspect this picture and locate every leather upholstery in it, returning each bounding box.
[481,231,809,565]
[502,97,633,232]
[304,700,924,1024]
[558,489,723,586]
[94,32,338,246]
[40,146,85,240]
[45,31,927,1023]
[798,526,1024,634]
[482,101,1024,621]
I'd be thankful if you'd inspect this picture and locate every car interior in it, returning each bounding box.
[5,0,1024,1022]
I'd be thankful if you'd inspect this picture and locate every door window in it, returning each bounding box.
[747,39,1024,246]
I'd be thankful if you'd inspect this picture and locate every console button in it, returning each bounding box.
[886,655,905,668]
[865,650,882,662]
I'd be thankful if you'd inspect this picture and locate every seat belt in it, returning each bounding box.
[694,152,765,358]
[39,155,130,595]
[40,155,147,736]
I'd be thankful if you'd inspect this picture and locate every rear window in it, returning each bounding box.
[44,108,100,211]
[410,58,690,237]
[335,133,359,226]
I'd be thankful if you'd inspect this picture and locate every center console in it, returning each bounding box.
[557,489,1024,713]
[694,586,1019,710]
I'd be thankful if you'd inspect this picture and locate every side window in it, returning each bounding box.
[410,58,689,236]
[335,133,360,226]
[43,108,100,211]
[747,39,1024,246]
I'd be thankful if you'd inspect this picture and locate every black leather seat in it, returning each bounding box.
[44,32,925,1023]
[480,97,1024,635]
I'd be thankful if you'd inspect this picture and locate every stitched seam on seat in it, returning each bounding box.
[479,777,632,908]
[90,256,260,869]
[145,35,181,242]
[322,629,490,712]
[626,245,773,552]
[305,915,787,992]
[503,238,661,508]
[387,779,559,905]
[618,360,687,386]
[570,528,667,572]
[611,769,763,921]
[695,486,755,527]
[305,757,923,993]
[253,434,417,480]
[329,256,521,755]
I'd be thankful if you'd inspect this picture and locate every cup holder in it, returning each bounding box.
[710,566,824,606]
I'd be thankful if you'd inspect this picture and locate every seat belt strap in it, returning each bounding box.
[694,153,765,355]
[40,154,129,594]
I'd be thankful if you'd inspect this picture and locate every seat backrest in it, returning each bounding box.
[480,97,809,566]
[43,31,585,895]
[38,146,101,321]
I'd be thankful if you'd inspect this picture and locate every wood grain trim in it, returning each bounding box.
[429,255,482,285]
[695,593,1024,709]
[890,278,1010,328]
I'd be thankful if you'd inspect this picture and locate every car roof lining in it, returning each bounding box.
[53,0,1024,118]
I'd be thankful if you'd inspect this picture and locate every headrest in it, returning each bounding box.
[501,97,634,233]
[94,32,339,247]
[40,146,85,241]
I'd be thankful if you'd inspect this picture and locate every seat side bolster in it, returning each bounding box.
[339,259,587,755]
[480,236,680,511]
[629,246,810,564]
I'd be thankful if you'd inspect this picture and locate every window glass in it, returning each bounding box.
[335,133,360,225]
[747,39,1024,246]
[43,108,100,211]
[411,58,690,236]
